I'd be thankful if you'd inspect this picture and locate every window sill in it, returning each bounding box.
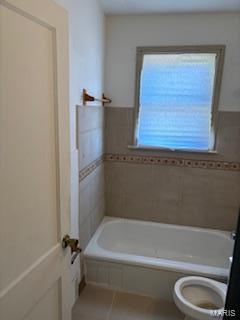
[127,145,218,155]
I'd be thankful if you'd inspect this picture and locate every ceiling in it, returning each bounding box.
[100,0,240,15]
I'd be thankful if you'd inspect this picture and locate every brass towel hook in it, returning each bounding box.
[82,89,112,106]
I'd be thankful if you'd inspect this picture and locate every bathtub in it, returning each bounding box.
[84,217,233,300]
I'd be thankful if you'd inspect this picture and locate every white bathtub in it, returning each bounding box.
[84,217,233,300]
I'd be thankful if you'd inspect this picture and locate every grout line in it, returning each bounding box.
[106,291,116,320]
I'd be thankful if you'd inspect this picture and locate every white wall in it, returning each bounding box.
[54,0,105,305]
[105,14,240,111]
[55,0,105,147]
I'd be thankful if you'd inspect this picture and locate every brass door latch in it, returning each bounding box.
[62,235,82,264]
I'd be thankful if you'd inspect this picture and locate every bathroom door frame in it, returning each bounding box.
[224,209,240,319]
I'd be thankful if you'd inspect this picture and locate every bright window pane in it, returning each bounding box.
[137,53,217,150]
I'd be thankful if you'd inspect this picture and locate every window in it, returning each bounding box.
[133,46,225,152]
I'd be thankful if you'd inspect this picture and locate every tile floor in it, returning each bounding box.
[72,285,184,320]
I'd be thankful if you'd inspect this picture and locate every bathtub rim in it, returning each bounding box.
[84,217,231,280]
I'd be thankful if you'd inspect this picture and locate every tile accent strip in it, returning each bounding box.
[79,153,240,182]
[104,153,240,172]
[79,155,104,182]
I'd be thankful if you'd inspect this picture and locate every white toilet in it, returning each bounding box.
[173,276,227,320]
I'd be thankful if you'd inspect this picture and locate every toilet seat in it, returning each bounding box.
[173,276,227,320]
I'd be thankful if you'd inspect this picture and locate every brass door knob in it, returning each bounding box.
[62,235,82,254]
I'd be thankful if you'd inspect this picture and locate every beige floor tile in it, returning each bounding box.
[72,314,101,320]
[72,285,114,319]
[72,285,183,320]
[146,298,184,320]
[109,291,150,320]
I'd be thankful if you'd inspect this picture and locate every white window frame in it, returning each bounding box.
[132,45,225,153]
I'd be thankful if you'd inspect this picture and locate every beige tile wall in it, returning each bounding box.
[79,164,105,249]
[105,108,240,162]
[105,108,240,230]
[78,106,105,251]
[78,106,104,170]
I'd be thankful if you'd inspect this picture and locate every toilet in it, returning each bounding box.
[173,276,227,320]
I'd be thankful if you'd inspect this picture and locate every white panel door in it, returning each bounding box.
[0,0,71,319]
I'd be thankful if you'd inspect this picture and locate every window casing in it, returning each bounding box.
[133,46,225,152]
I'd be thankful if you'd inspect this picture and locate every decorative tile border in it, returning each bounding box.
[79,155,104,182]
[79,153,240,182]
[104,153,240,172]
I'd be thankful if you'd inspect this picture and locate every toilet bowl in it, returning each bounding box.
[173,276,227,320]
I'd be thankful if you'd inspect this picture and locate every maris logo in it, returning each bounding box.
[211,309,236,318]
